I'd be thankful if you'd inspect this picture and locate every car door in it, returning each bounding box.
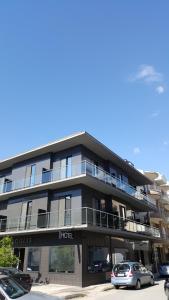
[140,265,150,284]
[132,264,140,283]
[143,267,152,284]
[138,264,147,285]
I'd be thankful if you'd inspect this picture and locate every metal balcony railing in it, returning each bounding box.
[0,207,160,238]
[150,208,164,219]
[148,184,161,193]
[161,194,169,205]
[0,161,155,207]
[164,215,169,224]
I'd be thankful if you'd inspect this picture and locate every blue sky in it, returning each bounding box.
[0,1,169,178]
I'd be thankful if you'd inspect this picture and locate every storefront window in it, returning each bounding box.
[88,246,111,273]
[27,248,41,272]
[49,245,75,273]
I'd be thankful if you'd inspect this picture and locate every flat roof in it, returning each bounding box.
[0,131,152,185]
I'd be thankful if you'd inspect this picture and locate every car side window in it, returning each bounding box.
[139,265,147,272]
[133,264,140,271]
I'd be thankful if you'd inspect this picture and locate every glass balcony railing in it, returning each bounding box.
[0,161,155,207]
[150,210,164,219]
[0,207,160,238]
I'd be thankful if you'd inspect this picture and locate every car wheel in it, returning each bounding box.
[150,277,154,286]
[135,280,141,290]
[114,285,119,289]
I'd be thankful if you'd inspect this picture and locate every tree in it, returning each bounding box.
[0,236,19,267]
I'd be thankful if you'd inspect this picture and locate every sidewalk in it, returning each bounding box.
[31,282,114,299]
[32,273,160,299]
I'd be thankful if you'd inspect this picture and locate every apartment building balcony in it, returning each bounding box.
[0,161,156,211]
[164,215,169,224]
[150,210,164,223]
[0,207,161,240]
[148,186,161,200]
[161,194,169,208]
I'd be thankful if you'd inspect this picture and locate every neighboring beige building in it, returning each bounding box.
[143,171,169,271]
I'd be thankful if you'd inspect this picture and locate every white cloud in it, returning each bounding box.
[150,111,160,118]
[133,147,141,155]
[131,65,163,83]
[163,140,169,146]
[156,85,165,94]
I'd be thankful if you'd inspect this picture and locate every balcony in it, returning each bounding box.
[161,194,169,205]
[164,215,169,224]
[148,185,161,200]
[0,207,160,239]
[150,210,163,222]
[0,161,156,211]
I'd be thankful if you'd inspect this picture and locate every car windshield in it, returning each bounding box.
[113,264,130,272]
[0,268,22,275]
[0,278,28,299]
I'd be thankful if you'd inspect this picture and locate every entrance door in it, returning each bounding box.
[140,250,145,265]
[119,205,126,230]
[14,248,25,271]
[92,198,100,226]
[119,205,126,219]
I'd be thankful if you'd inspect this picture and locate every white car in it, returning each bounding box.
[0,275,61,300]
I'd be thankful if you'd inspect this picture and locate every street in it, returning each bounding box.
[80,280,167,300]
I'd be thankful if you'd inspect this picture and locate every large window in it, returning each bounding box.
[30,165,36,186]
[60,156,72,179]
[27,248,41,272]
[88,246,111,273]
[65,195,71,226]
[19,201,32,230]
[66,156,72,178]
[42,168,51,183]
[49,246,75,273]
[3,179,12,193]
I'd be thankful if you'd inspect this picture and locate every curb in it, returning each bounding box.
[64,293,86,299]
[64,285,114,299]
[102,286,114,291]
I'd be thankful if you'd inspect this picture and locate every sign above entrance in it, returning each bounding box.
[58,231,73,239]
[13,237,32,247]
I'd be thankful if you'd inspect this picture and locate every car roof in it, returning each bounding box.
[0,267,15,269]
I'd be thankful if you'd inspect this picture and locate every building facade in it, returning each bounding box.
[141,171,169,271]
[0,132,162,286]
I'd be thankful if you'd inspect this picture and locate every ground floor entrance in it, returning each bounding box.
[14,248,25,271]
[11,231,153,287]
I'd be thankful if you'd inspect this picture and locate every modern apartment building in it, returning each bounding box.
[0,132,161,286]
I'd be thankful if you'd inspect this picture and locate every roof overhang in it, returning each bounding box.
[161,183,169,192]
[0,132,152,185]
[144,171,167,186]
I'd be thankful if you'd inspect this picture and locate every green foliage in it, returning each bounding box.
[0,236,19,267]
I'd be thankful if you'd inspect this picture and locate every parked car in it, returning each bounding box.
[0,275,59,300]
[90,260,111,273]
[0,268,32,291]
[159,263,169,278]
[111,261,154,289]
[164,278,169,299]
